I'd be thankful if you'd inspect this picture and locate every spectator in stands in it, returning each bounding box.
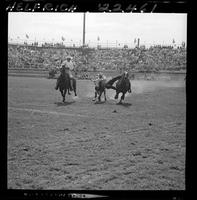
[8,44,186,73]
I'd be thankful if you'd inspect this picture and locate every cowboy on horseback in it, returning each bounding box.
[55,56,74,92]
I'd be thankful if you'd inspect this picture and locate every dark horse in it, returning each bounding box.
[106,72,132,104]
[92,79,107,102]
[58,70,77,102]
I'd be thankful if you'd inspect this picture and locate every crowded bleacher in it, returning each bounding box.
[8,43,186,73]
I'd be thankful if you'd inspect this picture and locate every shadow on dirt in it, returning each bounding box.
[116,102,132,107]
[54,101,75,106]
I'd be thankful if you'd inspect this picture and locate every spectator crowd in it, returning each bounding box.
[8,44,186,73]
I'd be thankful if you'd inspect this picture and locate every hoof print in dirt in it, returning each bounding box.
[148,123,152,126]
[112,110,117,113]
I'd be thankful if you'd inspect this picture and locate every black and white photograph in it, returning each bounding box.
[7,12,186,191]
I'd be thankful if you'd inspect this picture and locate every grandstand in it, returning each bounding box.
[8,43,186,73]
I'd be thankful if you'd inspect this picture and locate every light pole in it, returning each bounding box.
[83,13,86,47]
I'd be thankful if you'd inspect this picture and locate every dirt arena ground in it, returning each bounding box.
[8,76,186,190]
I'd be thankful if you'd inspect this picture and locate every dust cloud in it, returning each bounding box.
[131,80,185,94]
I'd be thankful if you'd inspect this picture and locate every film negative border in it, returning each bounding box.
[4,190,186,200]
[5,0,188,13]
[2,0,190,200]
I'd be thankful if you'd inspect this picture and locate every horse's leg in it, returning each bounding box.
[67,80,71,95]
[92,86,97,101]
[128,82,132,93]
[70,77,73,91]
[92,86,98,101]
[60,89,63,99]
[73,79,77,96]
[98,91,102,102]
[114,91,119,99]
[119,93,125,104]
[68,87,71,95]
[63,89,68,102]
[64,89,67,102]
[93,91,97,101]
[60,89,65,102]
[55,77,60,90]
[104,89,107,101]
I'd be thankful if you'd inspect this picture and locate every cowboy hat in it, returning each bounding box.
[66,56,72,60]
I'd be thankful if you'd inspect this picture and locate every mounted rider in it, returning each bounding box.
[55,56,74,91]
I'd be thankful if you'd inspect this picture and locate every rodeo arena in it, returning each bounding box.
[8,13,186,191]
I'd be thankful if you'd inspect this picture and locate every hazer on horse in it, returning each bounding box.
[105,71,132,104]
[55,56,77,102]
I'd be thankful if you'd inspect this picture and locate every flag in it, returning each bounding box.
[26,34,29,39]
[97,36,100,41]
[61,36,65,41]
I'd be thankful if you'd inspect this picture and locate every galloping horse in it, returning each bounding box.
[106,72,132,104]
[58,69,77,102]
[115,72,132,103]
